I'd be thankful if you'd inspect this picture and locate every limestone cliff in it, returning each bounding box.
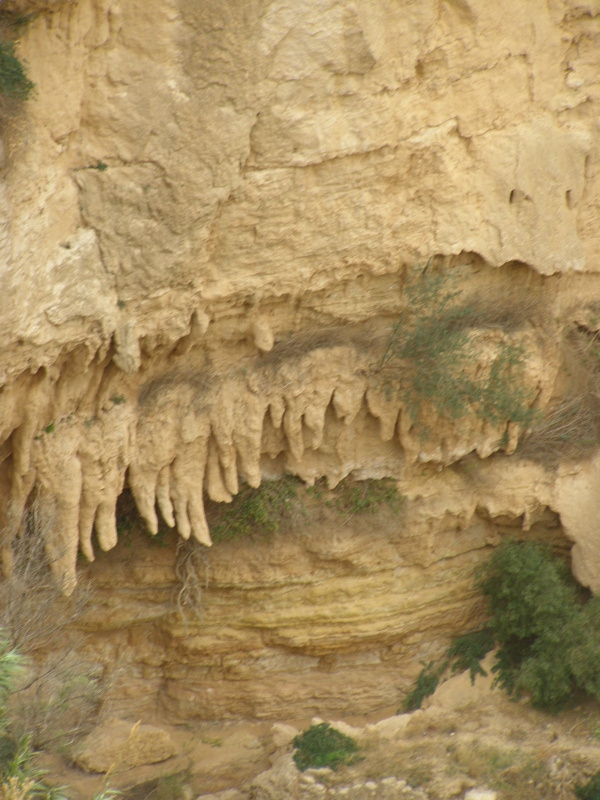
[1,0,600,718]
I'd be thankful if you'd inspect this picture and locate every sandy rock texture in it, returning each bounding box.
[73,717,176,773]
[50,666,600,800]
[67,477,564,722]
[2,0,600,719]
[1,0,600,590]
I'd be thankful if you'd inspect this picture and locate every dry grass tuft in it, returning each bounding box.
[520,326,600,465]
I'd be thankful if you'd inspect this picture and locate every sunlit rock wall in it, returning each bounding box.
[1,0,600,604]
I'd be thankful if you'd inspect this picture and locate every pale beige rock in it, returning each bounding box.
[249,754,299,800]
[0,0,600,601]
[423,653,497,712]
[271,723,299,749]
[74,718,176,773]
[366,715,412,741]
[555,454,600,592]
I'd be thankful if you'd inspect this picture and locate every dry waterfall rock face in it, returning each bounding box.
[1,0,600,707]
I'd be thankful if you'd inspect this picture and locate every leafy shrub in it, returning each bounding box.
[404,540,600,712]
[381,270,536,437]
[478,540,577,643]
[292,723,359,771]
[0,41,33,101]
[477,539,580,710]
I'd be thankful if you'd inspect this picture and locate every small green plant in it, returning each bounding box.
[577,772,600,800]
[43,424,54,435]
[381,269,536,438]
[292,723,359,771]
[94,162,108,171]
[0,41,34,101]
[207,477,299,543]
[329,478,404,516]
[109,394,126,405]
[0,638,70,800]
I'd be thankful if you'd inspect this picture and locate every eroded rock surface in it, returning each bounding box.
[2,0,600,733]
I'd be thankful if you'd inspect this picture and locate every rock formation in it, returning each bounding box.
[1,0,600,720]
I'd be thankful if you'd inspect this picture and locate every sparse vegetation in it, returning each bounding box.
[381,269,537,438]
[403,629,495,711]
[326,477,404,516]
[0,500,104,754]
[446,628,495,682]
[292,723,359,771]
[207,475,404,544]
[403,662,442,712]
[520,326,600,464]
[0,637,67,800]
[206,476,299,543]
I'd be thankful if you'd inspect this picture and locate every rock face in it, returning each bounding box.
[74,476,564,721]
[1,0,600,720]
[73,717,176,773]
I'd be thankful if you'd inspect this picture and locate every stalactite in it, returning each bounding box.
[0,321,553,592]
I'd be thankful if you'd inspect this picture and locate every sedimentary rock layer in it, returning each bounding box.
[1,0,600,594]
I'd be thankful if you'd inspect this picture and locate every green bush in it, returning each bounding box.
[292,723,359,771]
[404,540,600,713]
[381,270,536,437]
[0,40,34,101]
[478,539,580,710]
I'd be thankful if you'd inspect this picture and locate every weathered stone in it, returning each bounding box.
[74,718,176,773]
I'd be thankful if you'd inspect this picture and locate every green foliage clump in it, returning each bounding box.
[403,540,600,713]
[478,539,580,710]
[382,270,536,437]
[446,628,495,682]
[577,772,600,800]
[321,477,404,516]
[292,723,359,772]
[208,476,299,543]
[0,40,34,101]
